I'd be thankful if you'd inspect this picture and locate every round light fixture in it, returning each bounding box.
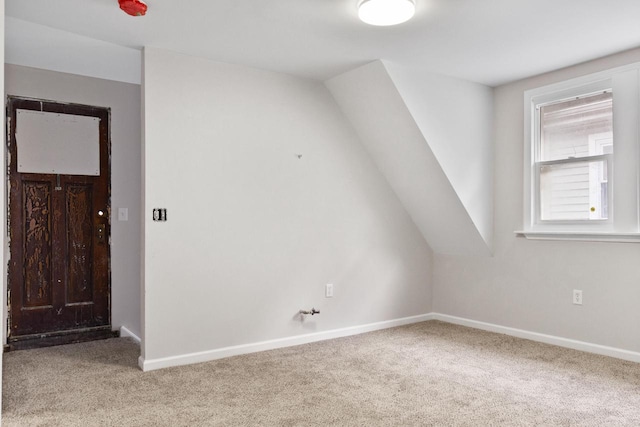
[358,0,415,26]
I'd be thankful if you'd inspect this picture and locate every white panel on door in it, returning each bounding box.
[16,109,100,176]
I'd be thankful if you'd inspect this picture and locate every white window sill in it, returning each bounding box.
[514,230,640,243]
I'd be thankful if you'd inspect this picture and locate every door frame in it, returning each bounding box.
[5,96,114,350]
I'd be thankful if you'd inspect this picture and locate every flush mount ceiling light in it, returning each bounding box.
[358,0,415,26]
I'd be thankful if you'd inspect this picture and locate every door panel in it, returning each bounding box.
[7,97,111,341]
[23,180,53,309]
[66,184,94,304]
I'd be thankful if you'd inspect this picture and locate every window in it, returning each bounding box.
[538,91,613,222]
[522,64,640,242]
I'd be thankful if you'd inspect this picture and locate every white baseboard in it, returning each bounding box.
[432,313,640,364]
[138,311,640,372]
[120,326,141,344]
[139,313,434,371]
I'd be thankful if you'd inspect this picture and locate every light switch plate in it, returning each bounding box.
[118,207,128,221]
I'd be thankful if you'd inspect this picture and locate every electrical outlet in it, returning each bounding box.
[573,289,583,305]
[325,283,334,298]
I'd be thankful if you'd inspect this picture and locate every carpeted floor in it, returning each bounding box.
[3,321,640,426]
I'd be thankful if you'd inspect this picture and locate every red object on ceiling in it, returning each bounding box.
[119,0,147,16]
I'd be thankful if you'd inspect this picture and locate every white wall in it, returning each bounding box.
[434,48,640,353]
[142,48,433,363]
[385,64,494,249]
[4,64,143,339]
[326,61,491,257]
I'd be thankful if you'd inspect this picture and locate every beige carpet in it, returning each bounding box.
[3,321,640,426]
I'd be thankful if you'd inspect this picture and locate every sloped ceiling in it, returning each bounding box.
[326,61,492,256]
[5,17,141,85]
[385,63,494,249]
[6,0,640,87]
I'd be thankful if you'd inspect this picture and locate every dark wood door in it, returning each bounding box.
[7,97,111,345]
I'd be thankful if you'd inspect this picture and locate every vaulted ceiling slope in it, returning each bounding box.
[326,61,493,256]
[5,17,142,85]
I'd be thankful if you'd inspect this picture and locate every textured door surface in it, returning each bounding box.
[7,98,111,340]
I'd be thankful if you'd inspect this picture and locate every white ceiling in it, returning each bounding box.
[6,0,640,86]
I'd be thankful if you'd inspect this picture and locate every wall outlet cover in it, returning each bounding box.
[573,289,583,305]
[326,283,334,298]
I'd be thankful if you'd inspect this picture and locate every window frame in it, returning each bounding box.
[520,63,640,242]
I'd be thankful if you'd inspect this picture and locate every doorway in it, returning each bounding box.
[6,97,114,350]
